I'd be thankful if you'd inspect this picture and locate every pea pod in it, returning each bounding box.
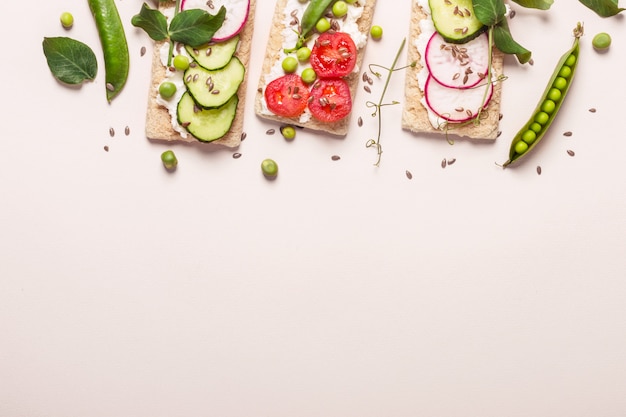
[88,0,130,102]
[502,23,583,168]
[286,0,334,52]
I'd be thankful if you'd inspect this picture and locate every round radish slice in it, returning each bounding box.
[425,31,490,89]
[424,75,493,123]
[181,0,250,42]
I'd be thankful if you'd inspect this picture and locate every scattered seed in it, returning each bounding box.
[367,76,373,85]
[241,132,247,141]
[567,149,575,156]
[362,72,368,82]
[563,131,573,137]
[447,158,456,165]
[233,152,242,159]
[529,58,535,66]
[536,165,542,175]
[140,46,146,56]
[124,126,130,136]
[109,127,115,137]
[266,129,276,135]
[497,130,502,138]
[510,10,516,18]
[211,90,220,95]
[106,83,115,91]
[358,116,363,127]
[589,107,597,113]
[455,107,464,113]
[364,85,371,93]
[405,170,413,180]
[499,113,503,121]
[104,145,109,152]
[441,158,447,168]
[192,74,199,82]
[331,155,341,161]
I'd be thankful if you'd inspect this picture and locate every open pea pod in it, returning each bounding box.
[285,0,334,52]
[502,23,583,167]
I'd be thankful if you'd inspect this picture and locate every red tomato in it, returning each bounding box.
[310,32,357,78]
[264,74,310,118]
[308,78,352,123]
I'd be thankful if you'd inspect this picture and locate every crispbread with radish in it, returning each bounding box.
[254,0,377,137]
[402,0,503,140]
[145,0,256,147]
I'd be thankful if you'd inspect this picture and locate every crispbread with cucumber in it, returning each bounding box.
[254,0,377,136]
[402,0,504,140]
[141,0,256,147]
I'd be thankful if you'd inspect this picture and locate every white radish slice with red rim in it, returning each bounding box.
[424,75,493,123]
[425,31,490,89]
[181,0,251,42]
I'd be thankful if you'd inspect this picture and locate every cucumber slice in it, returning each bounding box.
[184,57,245,108]
[177,91,239,142]
[185,35,240,70]
[429,0,485,43]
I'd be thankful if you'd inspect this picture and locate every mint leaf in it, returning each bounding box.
[131,3,169,42]
[169,6,227,46]
[578,0,625,16]
[42,37,97,85]
[510,0,554,9]
[493,19,532,64]
[472,0,507,26]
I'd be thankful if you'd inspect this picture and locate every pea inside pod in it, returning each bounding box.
[502,23,583,168]
[285,0,334,52]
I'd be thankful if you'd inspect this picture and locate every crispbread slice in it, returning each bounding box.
[254,0,377,137]
[401,0,503,140]
[145,0,256,148]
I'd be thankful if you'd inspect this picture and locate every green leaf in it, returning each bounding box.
[493,20,532,64]
[510,0,554,9]
[42,37,98,85]
[169,6,227,47]
[578,0,625,16]
[472,0,507,26]
[131,2,169,42]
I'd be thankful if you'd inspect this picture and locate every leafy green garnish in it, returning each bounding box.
[510,0,554,9]
[578,0,625,17]
[42,37,98,85]
[492,18,532,64]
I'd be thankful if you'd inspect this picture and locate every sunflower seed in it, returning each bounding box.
[567,149,575,156]
[405,170,413,180]
[589,107,597,113]
[331,155,341,161]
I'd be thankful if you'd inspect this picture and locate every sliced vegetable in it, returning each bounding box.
[425,31,490,89]
[184,57,245,108]
[264,74,310,118]
[181,0,251,41]
[424,75,493,123]
[177,91,239,142]
[185,35,240,70]
[42,37,98,85]
[308,78,352,122]
[429,0,485,43]
[310,32,357,78]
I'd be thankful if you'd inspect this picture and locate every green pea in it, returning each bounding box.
[514,140,529,155]
[281,125,296,140]
[370,25,383,40]
[296,47,311,62]
[541,99,556,114]
[559,65,572,78]
[332,1,348,17]
[535,111,549,125]
[301,67,317,84]
[521,130,537,145]
[553,76,567,90]
[159,81,177,99]
[592,32,611,50]
[565,54,576,67]
[261,158,279,178]
[530,122,542,133]
[173,55,190,71]
[282,56,298,73]
[161,150,178,170]
[60,12,74,28]
[547,88,562,102]
[316,17,331,33]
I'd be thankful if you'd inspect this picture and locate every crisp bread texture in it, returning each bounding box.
[401,0,503,140]
[254,0,377,137]
[145,0,256,148]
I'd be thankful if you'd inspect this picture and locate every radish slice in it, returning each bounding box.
[181,0,250,42]
[425,31,490,89]
[424,75,493,123]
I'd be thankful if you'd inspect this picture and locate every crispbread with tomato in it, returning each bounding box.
[254,0,377,136]
[145,0,256,147]
[402,0,503,140]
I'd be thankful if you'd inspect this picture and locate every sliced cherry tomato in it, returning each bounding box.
[310,32,357,78]
[264,74,310,118]
[308,78,352,123]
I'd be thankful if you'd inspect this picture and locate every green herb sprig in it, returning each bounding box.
[131,1,226,66]
[365,38,415,166]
